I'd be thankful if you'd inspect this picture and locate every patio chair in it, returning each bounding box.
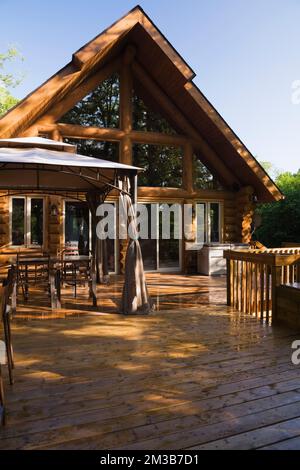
[61,258,91,298]
[59,246,91,298]
[16,254,50,301]
[2,266,17,385]
[59,244,79,258]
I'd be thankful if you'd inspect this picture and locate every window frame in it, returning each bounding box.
[10,196,45,248]
[196,201,223,244]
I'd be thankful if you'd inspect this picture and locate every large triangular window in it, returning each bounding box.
[133,144,183,187]
[63,138,119,162]
[61,73,120,128]
[193,155,223,190]
[132,89,177,135]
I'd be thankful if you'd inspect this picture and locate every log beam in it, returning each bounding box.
[42,123,189,147]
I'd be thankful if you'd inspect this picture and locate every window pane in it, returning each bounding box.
[159,204,180,269]
[63,138,119,162]
[138,204,158,271]
[210,203,220,243]
[196,203,206,244]
[133,144,183,188]
[65,202,90,255]
[60,74,120,128]
[12,198,25,246]
[133,92,177,135]
[193,155,223,190]
[31,199,44,246]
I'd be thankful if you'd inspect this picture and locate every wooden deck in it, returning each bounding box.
[1,274,300,450]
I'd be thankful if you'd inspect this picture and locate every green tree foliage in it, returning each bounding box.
[0,47,23,116]
[259,160,281,181]
[133,143,183,187]
[61,74,120,128]
[61,74,120,161]
[193,155,223,190]
[133,93,177,135]
[255,169,300,247]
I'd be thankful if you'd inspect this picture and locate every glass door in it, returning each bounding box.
[159,204,181,271]
[65,201,117,272]
[65,201,90,254]
[138,203,158,271]
[138,203,181,272]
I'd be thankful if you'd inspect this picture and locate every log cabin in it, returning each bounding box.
[0,5,283,274]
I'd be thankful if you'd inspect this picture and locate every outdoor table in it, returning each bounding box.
[9,254,97,310]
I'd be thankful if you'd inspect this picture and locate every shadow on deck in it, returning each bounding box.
[0,274,300,450]
[12,273,227,320]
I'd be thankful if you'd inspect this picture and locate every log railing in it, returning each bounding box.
[224,248,300,323]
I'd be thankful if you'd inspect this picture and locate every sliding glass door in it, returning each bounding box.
[65,201,90,254]
[139,203,181,272]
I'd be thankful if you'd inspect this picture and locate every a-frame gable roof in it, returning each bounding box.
[0,5,283,202]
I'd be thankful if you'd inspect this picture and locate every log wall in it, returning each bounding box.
[0,187,253,272]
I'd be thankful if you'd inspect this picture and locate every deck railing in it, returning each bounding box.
[224,248,300,323]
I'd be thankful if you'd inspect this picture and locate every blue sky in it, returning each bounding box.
[1,0,299,173]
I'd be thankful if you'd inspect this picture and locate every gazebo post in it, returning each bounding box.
[90,255,97,308]
[87,190,100,308]
[130,172,138,210]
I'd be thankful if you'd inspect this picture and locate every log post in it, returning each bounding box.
[271,264,282,324]
[119,46,135,167]
[226,258,231,306]
[183,142,194,193]
[119,47,135,273]
[51,128,63,142]
[236,186,255,243]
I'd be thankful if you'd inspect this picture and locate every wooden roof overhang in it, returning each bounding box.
[0,5,283,203]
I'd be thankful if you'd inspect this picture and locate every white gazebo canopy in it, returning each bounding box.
[0,137,141,193]
[0,136,76,153]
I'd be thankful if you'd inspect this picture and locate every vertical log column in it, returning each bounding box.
[236,186,255,244]
[183,142,194,193]
[0,193,9,248]
[51,128,63,142]
[119,46,135,273]
[48,197,63,255]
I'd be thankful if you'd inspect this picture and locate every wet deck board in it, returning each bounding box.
[0,274,300,450]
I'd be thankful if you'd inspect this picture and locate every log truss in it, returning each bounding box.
[23,46,238,194]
